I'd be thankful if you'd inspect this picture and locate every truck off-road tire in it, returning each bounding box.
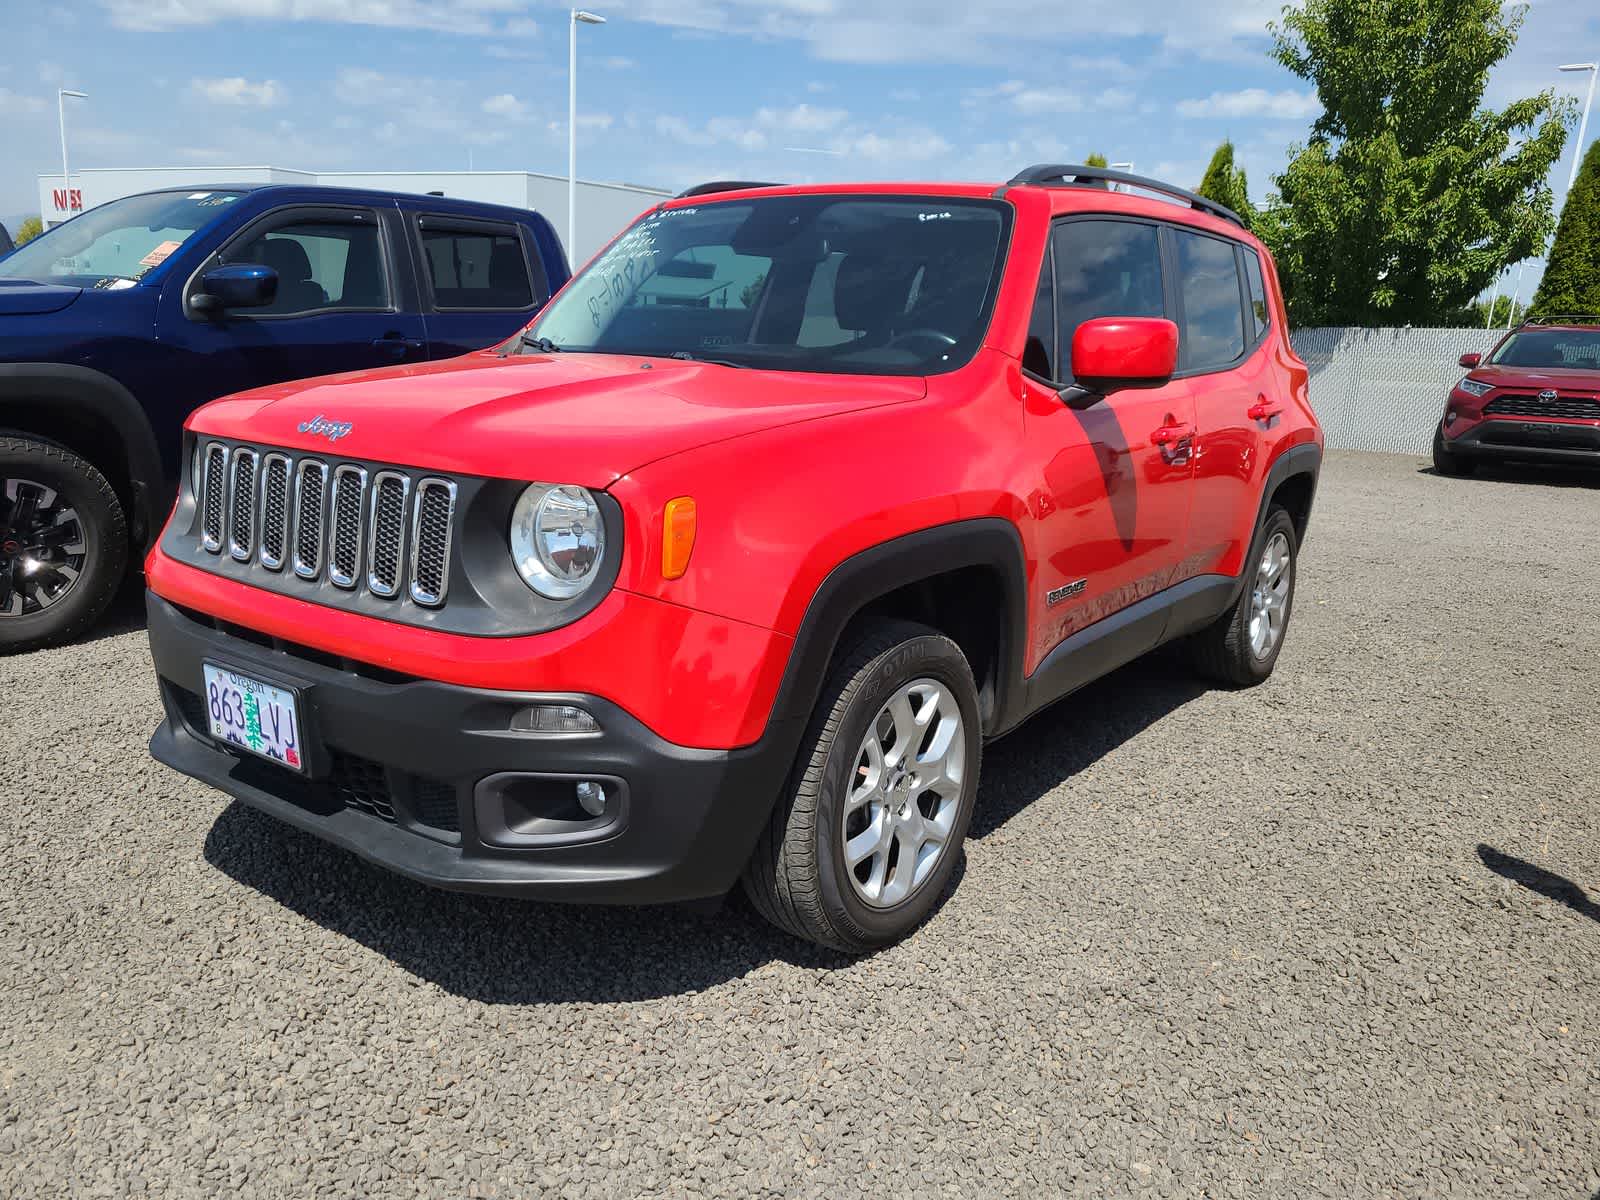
[743,619,982,954]
[0,435,128,654]
[1432,422,1473,476]
[1185,506,1298,688]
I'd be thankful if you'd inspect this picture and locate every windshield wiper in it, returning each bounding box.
[668,350,750,369]
[520,332,563,354]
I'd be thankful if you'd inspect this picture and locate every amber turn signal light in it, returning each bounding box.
[662,497,697,580]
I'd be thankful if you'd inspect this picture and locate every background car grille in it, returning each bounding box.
[1485,394,1600,420]
[197,439,457,609]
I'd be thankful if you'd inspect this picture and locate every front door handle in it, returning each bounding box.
[1248,399,1283,421]
[1151,423,1195,447]
[372,334,425,354]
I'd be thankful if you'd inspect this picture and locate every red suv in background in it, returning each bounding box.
[143,166,1323,952]
[1434,316,1600,475]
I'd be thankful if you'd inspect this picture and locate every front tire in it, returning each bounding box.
[0,435,127,654]
[743,619,981,954]
[1186,506,1298,688]
[1433,423,1473,476]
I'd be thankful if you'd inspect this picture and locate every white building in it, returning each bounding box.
[36,166,670,265]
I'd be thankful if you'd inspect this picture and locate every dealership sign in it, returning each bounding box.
[51,188,84,215]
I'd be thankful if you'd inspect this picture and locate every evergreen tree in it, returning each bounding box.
[1531,138,1600,318]
[1258,0,1570,327]
[1196,140,1253,227]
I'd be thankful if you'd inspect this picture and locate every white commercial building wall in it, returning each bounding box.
[37,166,668,264]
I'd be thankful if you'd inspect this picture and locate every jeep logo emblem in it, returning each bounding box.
[1538,389,1558,403]
[297,415,354,442]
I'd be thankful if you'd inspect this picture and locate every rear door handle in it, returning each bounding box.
[1248,400,1283,421]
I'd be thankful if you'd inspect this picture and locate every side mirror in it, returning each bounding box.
[191,263,278,316]
[1060,317,1179,406]
[1459,352,1482,368]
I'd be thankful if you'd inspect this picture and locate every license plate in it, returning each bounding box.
[201,663,306,773]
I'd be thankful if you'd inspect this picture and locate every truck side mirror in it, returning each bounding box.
[191,264,278,316]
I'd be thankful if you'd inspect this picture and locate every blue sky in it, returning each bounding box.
[2,0,1596,300]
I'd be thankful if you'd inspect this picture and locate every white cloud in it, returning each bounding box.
[334,67,512,146]
[104,0,524,35]
[482,92,529,119]
[188,76,284,107]
[1175,88,1320,120]
[0,88,46,116]
[599,56,636,70]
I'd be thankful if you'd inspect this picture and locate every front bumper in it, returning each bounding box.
[146,593,800,903]
[1444,418,1600,463]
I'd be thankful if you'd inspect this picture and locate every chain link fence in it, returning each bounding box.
[1292,326,1506,455]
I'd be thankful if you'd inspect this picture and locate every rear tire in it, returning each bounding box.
[1186,506,1298,688]
[1432,423,1473,476]
[0,435,127,654]
[743,619,981,954]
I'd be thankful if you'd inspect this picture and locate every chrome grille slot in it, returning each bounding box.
[258,454,291,571]
[409,479,456,607]
[328,465,367,589]
[292,460,328,579]
[200,442,228,553]
[366,471,410,598]
[227,449,259,562]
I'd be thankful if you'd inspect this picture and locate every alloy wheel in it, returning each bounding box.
[1248,530,1292,660]
[0,477,87,618]
[841,678,966,908]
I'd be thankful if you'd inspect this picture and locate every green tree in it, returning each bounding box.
[1257,0,1570,327]
[1196,140,1253,228]
[13,216,43,246]
[1084,153,1108,168]
[1531,138,1600,318]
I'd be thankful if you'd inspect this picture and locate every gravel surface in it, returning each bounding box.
[4,449,1600,1198]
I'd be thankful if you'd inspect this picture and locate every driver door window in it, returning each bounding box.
[228,219,389,316]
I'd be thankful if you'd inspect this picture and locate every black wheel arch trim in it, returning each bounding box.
[0,362,165,543]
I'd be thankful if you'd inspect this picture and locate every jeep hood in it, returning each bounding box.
[190,349,928,485]
[0,280,83,316]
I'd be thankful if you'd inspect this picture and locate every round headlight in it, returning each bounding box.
[510,483,606,599]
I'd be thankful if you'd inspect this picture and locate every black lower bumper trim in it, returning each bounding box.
[1447,420,1600,463]
[146,592,800,903]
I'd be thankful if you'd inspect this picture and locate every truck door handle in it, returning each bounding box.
[372,334,425,354]
[1248,400,1282,421]
[1151,423,1195,447]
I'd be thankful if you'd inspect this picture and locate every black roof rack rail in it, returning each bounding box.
[1005,163,1245,228]
[674,180,784,199]
[1525,313,1600,327]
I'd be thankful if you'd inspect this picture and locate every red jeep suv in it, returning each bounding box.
[144,166,1323,952]
[1434,316,1600,475]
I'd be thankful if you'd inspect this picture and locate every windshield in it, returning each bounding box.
[0,190,243,286]
[527,195,1011,375]
[1488,328,1600,369]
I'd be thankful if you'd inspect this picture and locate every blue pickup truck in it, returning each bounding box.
[0,184,569,651]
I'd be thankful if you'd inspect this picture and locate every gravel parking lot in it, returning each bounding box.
[3,449,1599,1198]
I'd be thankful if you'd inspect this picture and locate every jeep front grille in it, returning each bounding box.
[195,440,457,610]
[1485,393,1600,420]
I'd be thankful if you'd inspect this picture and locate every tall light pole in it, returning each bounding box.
[57,89,88,221]
[568,9,606,263]
[1559,63,1598,191]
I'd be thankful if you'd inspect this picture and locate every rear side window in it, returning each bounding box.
[1173,230,1245,371]
[1243,248,1271,339]
[1051,220,1165,383]
[420,225,534,309]
[234,219,389,315]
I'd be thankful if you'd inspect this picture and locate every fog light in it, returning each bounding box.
[509,705,600,735]
[575,780,607,817]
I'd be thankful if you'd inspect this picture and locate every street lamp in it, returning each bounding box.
[57,89,87,221]
[568,8,606,262]
[1559,64,1597,191]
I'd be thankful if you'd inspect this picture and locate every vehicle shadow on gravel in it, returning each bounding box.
[200,655,1209,1003]
[1423,463,1600,489]
[1477,844,1600,925]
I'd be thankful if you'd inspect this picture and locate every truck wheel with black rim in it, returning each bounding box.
[1432,423,1473,476]
[743,618,982,954]
[0,434,127,653]
[1186,506,1298,688]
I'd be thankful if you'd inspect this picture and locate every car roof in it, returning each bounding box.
[1518,318,1600,332]
[126,182,540,222]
